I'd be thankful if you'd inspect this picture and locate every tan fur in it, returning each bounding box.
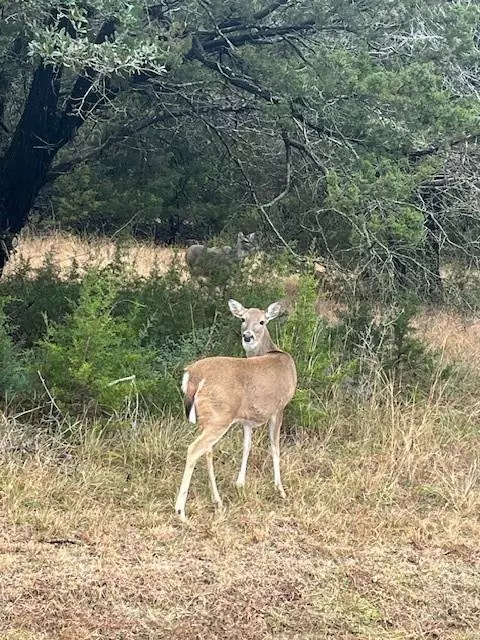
[187,353,296,429]
[175,299,297,521]
[185,232,255,278]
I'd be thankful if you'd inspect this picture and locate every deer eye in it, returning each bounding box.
[259,320,265,326]
[241,317,246,322]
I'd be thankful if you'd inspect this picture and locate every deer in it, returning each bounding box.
[185,232,256,279]
[175,298,297,521]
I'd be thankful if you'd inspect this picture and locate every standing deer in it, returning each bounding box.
[185,232,256,278]
[175,298,297,521]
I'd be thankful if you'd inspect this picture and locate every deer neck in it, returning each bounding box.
[245,330,279,357]
[235,242,249,262]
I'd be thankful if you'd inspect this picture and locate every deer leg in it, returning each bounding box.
[269,411,286,498]
[175,427,228,521]
[205,449,223,510]
[235,424,252,489]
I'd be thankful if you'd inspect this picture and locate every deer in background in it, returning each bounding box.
[185,232,256,279]
[176,298,297,521]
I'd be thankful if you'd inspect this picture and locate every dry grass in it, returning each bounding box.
[1,381,479,640]
[414,310,480,369]
[3,230,182,279]
[1,232,480,638]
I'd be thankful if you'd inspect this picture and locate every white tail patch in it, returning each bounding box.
[189,379,206,423]
[181,372,189,394]
[182,373,205,424]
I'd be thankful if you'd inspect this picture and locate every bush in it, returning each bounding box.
[0,298,31,400]
[278,276,453,432]
[123,256,284,358]
[0,254,81,348]
[2,243,451,435]
[37,269,160,415]
[280,276,354,431]
[329,298,453,396]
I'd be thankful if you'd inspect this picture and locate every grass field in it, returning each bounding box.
[1,232,479,639]
[3,230,181,278]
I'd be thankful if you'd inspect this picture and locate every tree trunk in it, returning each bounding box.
[0,19,115,274]
[0,64,63,272]
[424,210,443,301]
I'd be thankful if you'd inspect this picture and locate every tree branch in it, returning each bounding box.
[47,103,255,181]
[409,133,480,162]
[189,22,315,57]
[254,0,292,21]
[60,19,116,142]
[199,115,301,258]
[188,36,278,101]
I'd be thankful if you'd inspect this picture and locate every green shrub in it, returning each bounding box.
[0,298,31,399]
[124,256,284,359]
[328,298,453,396]
[280,276,353,430]
[3,241,450,433]
[0,248,286,421]
[278,276,452,432]
[37,269,160,415]
[0,254,81,348]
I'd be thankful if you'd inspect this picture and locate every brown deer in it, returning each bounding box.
[175,299,297,521]
[185,232,256,279]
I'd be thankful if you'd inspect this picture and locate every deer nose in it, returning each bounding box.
[243,331,254,343]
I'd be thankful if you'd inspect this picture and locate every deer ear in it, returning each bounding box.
[228,299,247,319]
[265,301,282,323]
[237,231,245,240]
[248,233,255,242]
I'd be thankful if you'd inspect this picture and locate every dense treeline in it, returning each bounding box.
[0,1,479,296]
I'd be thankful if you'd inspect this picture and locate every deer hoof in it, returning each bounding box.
[176,508,187,523]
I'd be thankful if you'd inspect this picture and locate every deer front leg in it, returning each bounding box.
[269,411,286,498]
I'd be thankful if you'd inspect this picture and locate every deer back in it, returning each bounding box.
[185,351,296,426]
[185,232,256,277]
[185,243,234,276]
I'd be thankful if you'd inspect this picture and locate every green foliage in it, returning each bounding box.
[122,255,284,359]
[25,1,186,74]
[0,249,457,433]
[0,298,31,399]
[281,276,329,390]
[329,299,453,395]
[50,138,249,242]
[279,275,452,430]
[1,252,283,418]
[0,255,81,348]
[3,0,480,303]
[280,276,352,430]
[37,269,159,414]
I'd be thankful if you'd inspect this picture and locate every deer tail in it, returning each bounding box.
[181,371,204,424]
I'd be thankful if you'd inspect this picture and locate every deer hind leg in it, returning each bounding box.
[235,424,252,489]
[175,425,229,521]
[269,411,286,498]
[205,449,223,510]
